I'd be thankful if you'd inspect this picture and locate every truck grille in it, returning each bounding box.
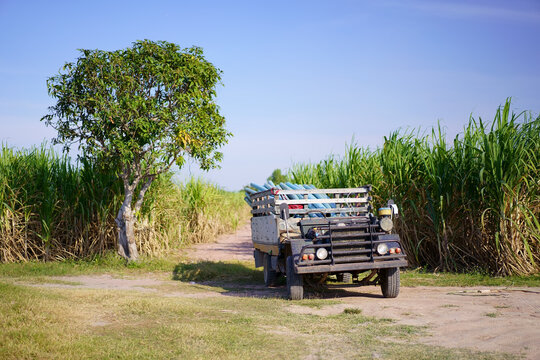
[298,218,405,266]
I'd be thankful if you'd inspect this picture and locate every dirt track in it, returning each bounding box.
[186,223,540,359]
[186,223,254,262]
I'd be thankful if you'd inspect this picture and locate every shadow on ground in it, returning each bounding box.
[172,261,262,284]
[172,260,384,300]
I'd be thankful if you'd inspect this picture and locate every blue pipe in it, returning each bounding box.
[289,183,326,208]
[286,182,323,217]
[280,182,316,217]
[279,183,300,199]
[250,183,267,192]
[300,184,331,209]
[307,184,335,208]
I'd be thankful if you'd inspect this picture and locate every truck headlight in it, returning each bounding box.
[316,247,328,260]
[377,243,388,255]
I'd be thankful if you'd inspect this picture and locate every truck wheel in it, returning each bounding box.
[286,256,303,300]
[263,253,277,287]
[380,267,400,298]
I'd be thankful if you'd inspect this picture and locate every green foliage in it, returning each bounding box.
[267,169,288,184]
[290,99,540,275]
[42,40,230,172]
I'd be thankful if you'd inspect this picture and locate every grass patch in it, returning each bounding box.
[0,263,518,359]
[0,252,180,278]
[293,299,340,309]
[17,277,84,286]
[401,269,540,287]
[343,308,362,315]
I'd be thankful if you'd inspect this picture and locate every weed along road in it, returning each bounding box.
[185,224,540,360]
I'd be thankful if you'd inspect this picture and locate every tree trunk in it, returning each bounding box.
[115,167,154,261]
[116,195,139,261]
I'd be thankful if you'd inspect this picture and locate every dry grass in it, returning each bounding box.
[0,145,250,262]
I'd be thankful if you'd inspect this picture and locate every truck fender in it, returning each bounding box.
[253,249,264,268]
[289,239,307,261]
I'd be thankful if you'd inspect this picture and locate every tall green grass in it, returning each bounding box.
[0,145,249,262]
[290,100,540,275]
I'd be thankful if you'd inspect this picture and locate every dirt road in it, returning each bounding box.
[186,223,254,262]
[185,224,540,360]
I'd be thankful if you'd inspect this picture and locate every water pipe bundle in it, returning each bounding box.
[244,182,335,217]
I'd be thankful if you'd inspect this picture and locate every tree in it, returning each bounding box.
[42,40,231,261]
[267,169,288,184]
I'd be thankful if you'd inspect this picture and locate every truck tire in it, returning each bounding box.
[286,256,303,300]
[263,253,277,287]
[380,267,400,298]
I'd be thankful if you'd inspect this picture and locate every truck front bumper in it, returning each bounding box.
[295,258,408,274]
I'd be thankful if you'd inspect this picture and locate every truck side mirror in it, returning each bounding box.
[387,199,399,218]
[390,204,399,218]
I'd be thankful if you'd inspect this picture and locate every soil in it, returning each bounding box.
[287,286,540,358]
[26,224,540,359]
[185,223,253,262]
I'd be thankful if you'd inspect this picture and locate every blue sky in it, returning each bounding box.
[1,0,539,190]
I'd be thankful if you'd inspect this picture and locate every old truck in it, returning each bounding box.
[249,186,407,300]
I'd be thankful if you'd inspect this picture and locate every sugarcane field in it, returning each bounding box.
[1,2,540,360]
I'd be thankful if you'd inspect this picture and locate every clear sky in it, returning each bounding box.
[1,0,539,190]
